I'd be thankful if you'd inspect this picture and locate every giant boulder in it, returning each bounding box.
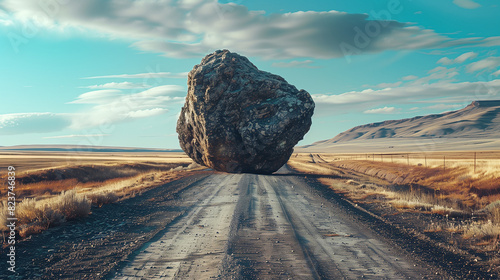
[176,50,314,174]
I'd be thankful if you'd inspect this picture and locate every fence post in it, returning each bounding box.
[424,155,427,168]
[444,156,446,171]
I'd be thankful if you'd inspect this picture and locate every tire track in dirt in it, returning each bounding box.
[219,167,439,279]
[113,174,241,279]
[269,173,432,279]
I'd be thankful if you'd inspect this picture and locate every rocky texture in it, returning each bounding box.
[177,50,314,174]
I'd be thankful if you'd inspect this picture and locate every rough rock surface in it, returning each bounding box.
[177,50,314,174]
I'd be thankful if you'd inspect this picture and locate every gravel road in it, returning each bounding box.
[111,167,439,279]
[2,167,444,279]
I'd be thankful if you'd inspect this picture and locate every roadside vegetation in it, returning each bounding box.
[1,162,200,241]
[289,153,500,271]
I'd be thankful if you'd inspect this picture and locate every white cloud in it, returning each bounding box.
[466,56,500,72]
[83,82,150,89]
[271,60,318,68]
[374,81,402,88]
[313,79,500,115]
[438,51,478,65]
[0,8,13,26]
[69,90,122,104]
[364,107,397,114]
[0,113,72,135]
[455,52,478,63]
[70,85,185,129]
[2,0,498,59]
[0,85,187,135]
[43,134,110,139]
[453,0,481,9]
[126,108,168,118]
[402,75,418,81]
[478,36,500,47]
[410,66,459,85]
[437,57,453,65]
[493,70,500,76]
[424,104,463,110]
[83,72,189,79]
[0,18,13,26]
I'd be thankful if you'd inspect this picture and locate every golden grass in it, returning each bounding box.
[0,151,192,175]
[0,154,200,240]
[0,161,191,200]
[315,151,500,176]
[289,153,500,248]
[1,190,91,238]
[424,224,443,233]
[87,191,119,207]
[291,153,500,209]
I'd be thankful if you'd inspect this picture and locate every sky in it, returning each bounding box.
[1,0,500,149]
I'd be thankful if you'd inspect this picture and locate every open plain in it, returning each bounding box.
[1,151,498,279]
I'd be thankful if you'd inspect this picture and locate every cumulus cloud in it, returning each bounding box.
[0,113,72,135]
[271,60,318,68]
[438,51,478,65]
[453,0,481,9]
[2,0,499,59]
[364,107,397,114]
[83,72,189,79]
[493,70,500,76]
[466,56,500,73]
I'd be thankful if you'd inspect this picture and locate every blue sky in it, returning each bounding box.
[1,0,500,149]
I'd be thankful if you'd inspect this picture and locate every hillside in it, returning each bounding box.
[299,101,500,152]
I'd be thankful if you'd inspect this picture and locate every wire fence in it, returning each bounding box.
[315,151,500,174]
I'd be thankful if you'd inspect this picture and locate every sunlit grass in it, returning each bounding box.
[0,161,201,240]
[288,153,500,250]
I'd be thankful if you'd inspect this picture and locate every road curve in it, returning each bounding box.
[113,167,438,280]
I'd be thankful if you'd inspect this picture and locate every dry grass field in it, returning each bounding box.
[0,151,196,239]
[289,152,500,253]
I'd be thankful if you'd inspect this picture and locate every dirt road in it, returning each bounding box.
[110,167,438,279]
[2,166,448,279]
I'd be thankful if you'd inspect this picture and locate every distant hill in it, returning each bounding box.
[0,145,183,153]
[299,101,500,152]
